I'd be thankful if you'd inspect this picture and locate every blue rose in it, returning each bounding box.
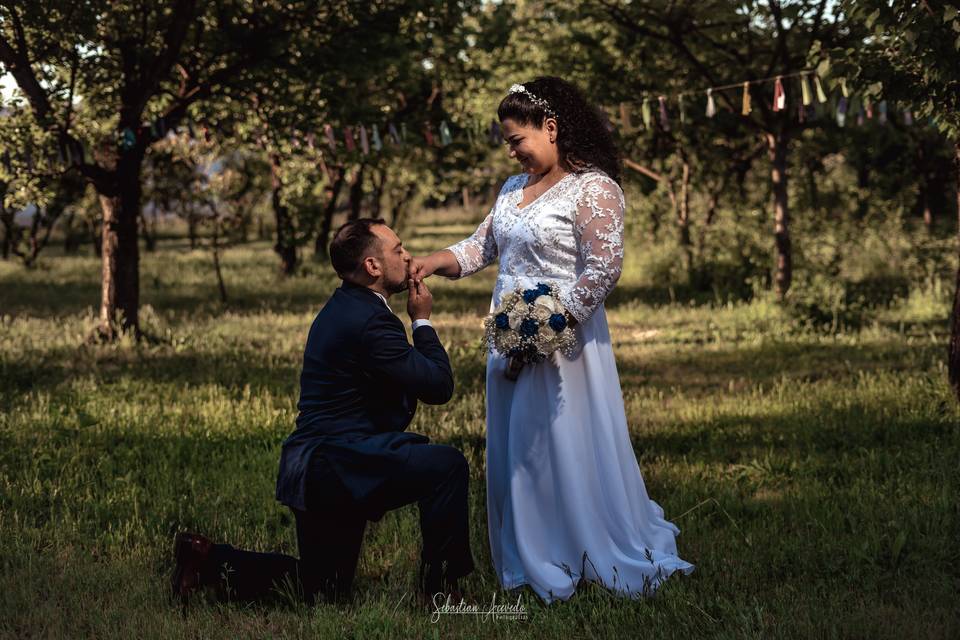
[536,283,551,295]
[522,288,541,304]
[519,317,540,337]
[548,313,567,332]
[495,313,510,330]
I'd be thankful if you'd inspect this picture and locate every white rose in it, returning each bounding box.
[534,294,560,313]
[508,307,526,330]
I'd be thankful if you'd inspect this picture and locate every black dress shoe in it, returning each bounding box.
[170,531,214,604]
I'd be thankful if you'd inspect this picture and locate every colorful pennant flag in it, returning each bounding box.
[343,126,356,152]
[324,124,337,151]
[439,120,453,146]
[359,125,370,155]
[773,76,785,112]
[814,75,828,103]
[658,96,670,131]
[836,96,848,127]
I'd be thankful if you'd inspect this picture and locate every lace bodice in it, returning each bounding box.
[445,169,625,324]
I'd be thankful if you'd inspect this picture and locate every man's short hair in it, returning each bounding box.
[329,218,387,278]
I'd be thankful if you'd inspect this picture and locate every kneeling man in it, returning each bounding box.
[171,218,474,605]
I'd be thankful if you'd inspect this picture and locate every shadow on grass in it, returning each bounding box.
[614,339,943,395]
[628,400,957,465]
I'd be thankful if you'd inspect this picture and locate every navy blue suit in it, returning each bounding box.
[276,280,454,515]
[207,281,474,603]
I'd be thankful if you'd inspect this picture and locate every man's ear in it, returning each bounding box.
[362,255,382,278]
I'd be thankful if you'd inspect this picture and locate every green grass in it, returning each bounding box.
[1,216,959,639]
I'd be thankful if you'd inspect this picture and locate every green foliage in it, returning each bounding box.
[824,1,960,141]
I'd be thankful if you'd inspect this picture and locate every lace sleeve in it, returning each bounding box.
[444,198,500,279]
[559,173,625,324]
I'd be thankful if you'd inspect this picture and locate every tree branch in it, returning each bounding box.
[624,158,663,182]
[0,5,53,123]
[140,0,198,114]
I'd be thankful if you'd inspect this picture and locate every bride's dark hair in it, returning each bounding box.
[497,76,621,184]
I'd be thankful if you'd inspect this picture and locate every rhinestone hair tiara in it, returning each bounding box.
[508,83,558,119]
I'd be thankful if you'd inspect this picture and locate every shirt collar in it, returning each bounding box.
[371,290,392,313]
[340,280,392,313]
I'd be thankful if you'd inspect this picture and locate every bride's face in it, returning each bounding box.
[500,118,560,175]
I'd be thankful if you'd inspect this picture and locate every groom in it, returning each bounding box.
[171,218,474,606]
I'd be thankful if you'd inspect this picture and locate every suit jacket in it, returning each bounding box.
[275,280,454,512]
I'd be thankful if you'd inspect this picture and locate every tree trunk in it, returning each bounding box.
[1,210,12,260]
[678,157,693,281]
[855,165,870,220]
[187,210,198,249]
[97,156,143,339]
[348,164,365,221]
[211,213,228,303]
[698,187,720,260]
[462,186,471,209]
[370,168,387,219]
[806,160,820,214]
[270,153,297,275]
[922,186,934,233]
[140,211,156,252]
[948,141,960,401]
[63,210,80,254]
[91,217,102,258]
[315,165,346,258]
[22,174,83,267]
[766,131,792,299]
[666,152,693,282]
[238,210,249,243]
[391,183,417,228]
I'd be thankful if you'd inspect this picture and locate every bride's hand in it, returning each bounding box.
[408,255,436,283]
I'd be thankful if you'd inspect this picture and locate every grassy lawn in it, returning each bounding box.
[1,213,958,639]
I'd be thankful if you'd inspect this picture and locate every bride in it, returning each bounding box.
[410,76,693,603]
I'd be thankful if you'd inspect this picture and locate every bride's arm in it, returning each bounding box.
[412,248,462,280]
[559,174,625,325]
[411,207,499,282]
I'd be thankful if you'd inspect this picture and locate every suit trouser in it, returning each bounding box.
[205,442,474,603]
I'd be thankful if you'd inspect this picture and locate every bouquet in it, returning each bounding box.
[483,282,577,381]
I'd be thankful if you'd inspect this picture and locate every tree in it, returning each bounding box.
[824,0,960,399]
[0,0,409,338]
[556,0,858,299]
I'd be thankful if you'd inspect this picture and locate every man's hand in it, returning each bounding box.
[407,277,433,321]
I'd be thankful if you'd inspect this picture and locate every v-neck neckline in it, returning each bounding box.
[514,171,573,211]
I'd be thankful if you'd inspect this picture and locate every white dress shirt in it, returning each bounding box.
[371,290,433,331]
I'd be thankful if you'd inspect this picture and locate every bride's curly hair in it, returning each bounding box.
[497,76,621,184]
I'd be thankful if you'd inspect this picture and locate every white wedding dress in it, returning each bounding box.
[445,169,694,604]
